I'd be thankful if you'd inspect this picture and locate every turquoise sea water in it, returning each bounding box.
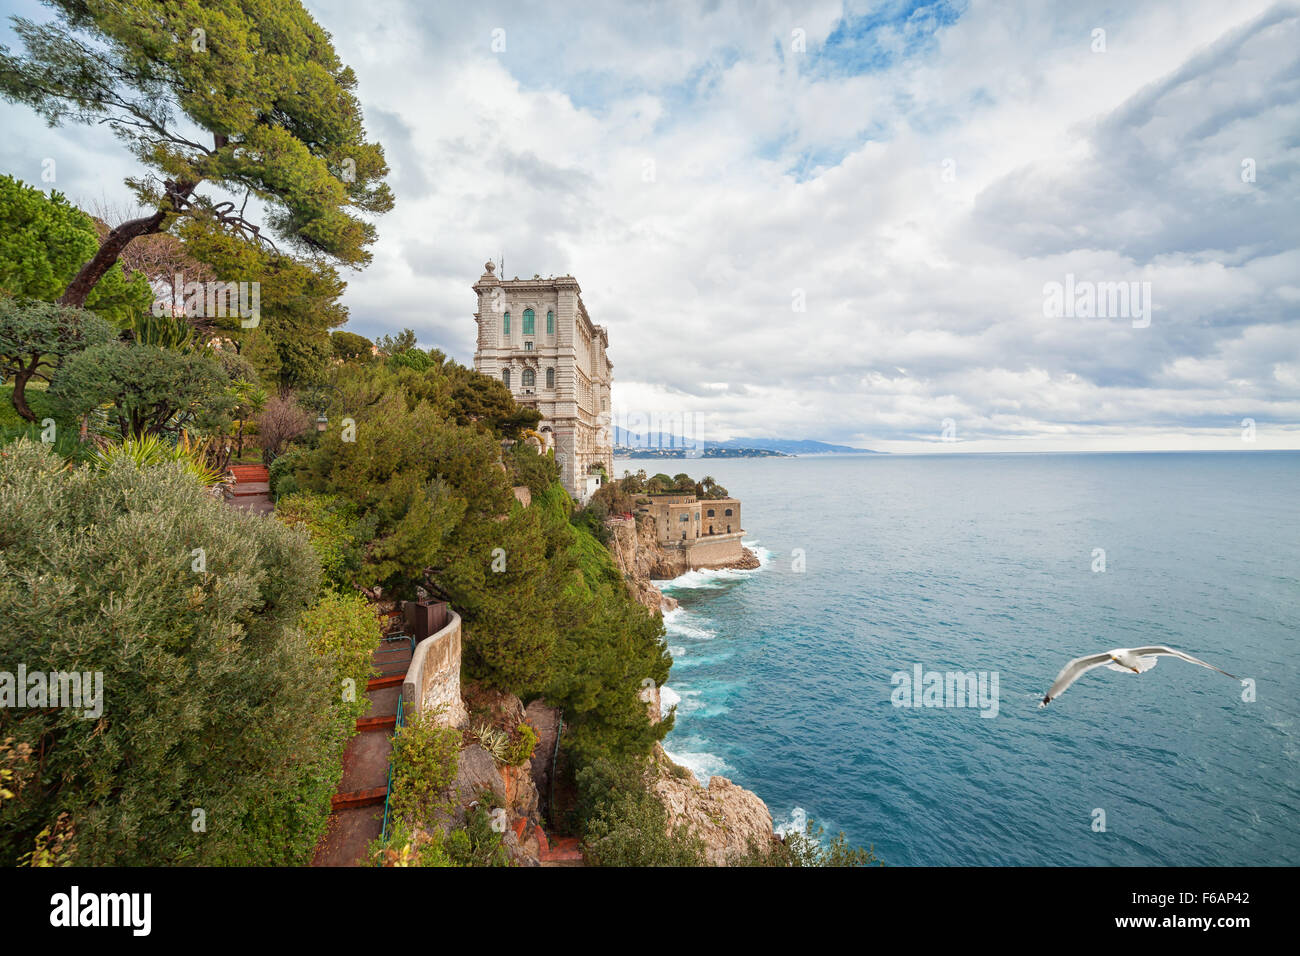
[621,451,1300,866]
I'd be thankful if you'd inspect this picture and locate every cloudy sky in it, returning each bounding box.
[2,0,1297,451]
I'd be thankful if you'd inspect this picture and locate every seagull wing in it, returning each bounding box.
[1128,646,1239,681]
[1041,652,1115,706]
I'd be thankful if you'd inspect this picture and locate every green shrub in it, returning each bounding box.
[299,590,382,729]
[576,756,705,867]
[0,439,335,866]
[442,803,511,867]
[384,710,462,835]
[49,342,234,440]
[267,443,311,499]
[0,419,94,463]
[276,492,363,590]
[732,820,882,868]
[507,442,560,496]
[507,723,539,766]
[373,709,510,867]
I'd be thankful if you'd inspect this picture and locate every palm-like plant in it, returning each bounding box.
[92,433,225,487]
[126,309,198,353]
[228,379,268,462]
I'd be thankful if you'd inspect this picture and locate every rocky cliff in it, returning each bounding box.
[604,514,758,614]
[650,745,780,865]
[603,515,777,864]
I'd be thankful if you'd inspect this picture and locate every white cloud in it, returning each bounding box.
[2,0,1296,450]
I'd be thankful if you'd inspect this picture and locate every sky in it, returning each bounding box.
[1,0,1297,452]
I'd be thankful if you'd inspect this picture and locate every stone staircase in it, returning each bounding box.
[226,463,273,515]
[310,626,414,867]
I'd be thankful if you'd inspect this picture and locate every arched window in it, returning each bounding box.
[546,367,555,388]
[522,368,535,387]
[724,508,733,516]
[546,310,554,334]
[523,308,535,335]
[503,311,511,335]
[502,368,511,388]
[707,509,715,517]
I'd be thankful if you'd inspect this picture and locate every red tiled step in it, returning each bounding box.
[367,674,404,690]
[229,464,269,482]
[355,715,396,732]
[331,787,388,811]
[541,836,583,863]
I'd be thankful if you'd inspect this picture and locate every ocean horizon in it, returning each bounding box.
[627,450,1300,866]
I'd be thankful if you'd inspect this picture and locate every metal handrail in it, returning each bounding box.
[376,631,415,864]
[377,694,404,863]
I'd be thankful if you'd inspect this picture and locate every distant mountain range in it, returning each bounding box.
[613,427,879,457]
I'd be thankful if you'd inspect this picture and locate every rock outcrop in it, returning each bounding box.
[438,686,545,865]
[601,517,776,864]
[604,513,761,613]
[603,515,676,612]
[650,745,779,865]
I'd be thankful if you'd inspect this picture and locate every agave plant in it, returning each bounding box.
[126,309,198,353]
[92,433,226,487]
[469,723,512,764]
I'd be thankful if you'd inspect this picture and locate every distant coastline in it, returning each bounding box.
[613,428,880,457]
[615,446,790,459]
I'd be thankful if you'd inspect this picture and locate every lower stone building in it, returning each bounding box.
[638,494,746,567]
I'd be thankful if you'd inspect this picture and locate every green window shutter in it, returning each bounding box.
[503,312,510,335]
[546,310,554,334]
[523,308,535,335]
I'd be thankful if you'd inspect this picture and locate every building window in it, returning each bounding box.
[546,310,554,334]
[724,508,733,516]
[503,312,510,335]
[546,367,555,388]
[523,308,535,335]
[525,341,533,350]
[522,368,535,387]
[502,368,511,388]
[707,509,715,517]
[680,515,688,522]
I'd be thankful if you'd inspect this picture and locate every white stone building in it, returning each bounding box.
[472,262,613,500]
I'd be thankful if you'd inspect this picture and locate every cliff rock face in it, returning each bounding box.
[604,515,677,612]
[650,745,778,865]
[443,687,544,865]
[602,516,777,864]
[604,513,761,613]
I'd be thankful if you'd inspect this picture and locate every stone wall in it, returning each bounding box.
[676,530,748,567]
[402,609,468,726]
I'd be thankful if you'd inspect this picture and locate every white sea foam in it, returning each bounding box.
[663,745,734,785]
[743,540,774,569]
[774,806,810,839]
[658,683,681,719]
[654,540,772,592]
[662,606,716,639]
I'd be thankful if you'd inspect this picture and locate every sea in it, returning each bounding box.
[615,451,1300,866]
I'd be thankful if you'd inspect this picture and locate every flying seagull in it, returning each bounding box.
[1040,645,1239,707]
